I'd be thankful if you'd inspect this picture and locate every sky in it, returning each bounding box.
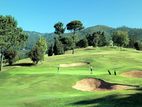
[0,0,142,33]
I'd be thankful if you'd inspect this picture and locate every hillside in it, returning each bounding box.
[0,47,142,107]
[25,25,142,49]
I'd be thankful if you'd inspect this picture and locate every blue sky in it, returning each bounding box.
[0,0,142,33]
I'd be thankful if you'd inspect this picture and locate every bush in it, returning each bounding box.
[76,38,88,48]
[28,45,43,64]
[134,42,142,50]
[4,49,17,65]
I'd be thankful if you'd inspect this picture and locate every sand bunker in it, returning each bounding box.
[72,78,133,91]
[121,70,142,78]
[59,63,87,67]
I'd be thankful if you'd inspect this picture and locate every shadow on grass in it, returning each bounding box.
[11,63,35,67]
[69,88,142,107]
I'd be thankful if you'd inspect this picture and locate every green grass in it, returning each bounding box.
[0,46,142,107]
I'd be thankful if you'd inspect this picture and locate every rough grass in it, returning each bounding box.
[0,47,142,107]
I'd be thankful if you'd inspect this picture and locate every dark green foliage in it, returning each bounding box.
[66,20,84,54]
[48,44,54,56]
[66,20,84,34]
[28,45,43,64]
[54,22,65,36]
[53,22,65,55]
[27,25,142,51]
[98,32,107,46]
[4,48,17,65]
[28,37,47,64]
[0,15,28,71]
[59,36,75,51]
[0,16,28,49]
[76,37,88,48]
[86,31,107,47]
[53,37,64,55]
[112,30,129,47]
[36,37,47,60]
[134,42,142,50]
[134,42,140,50]
[92,32,100,47]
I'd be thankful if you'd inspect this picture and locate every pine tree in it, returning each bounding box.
[0,15,28,70]
[53,37,64,55]
[28,37,47,64]
[66,20,84,54]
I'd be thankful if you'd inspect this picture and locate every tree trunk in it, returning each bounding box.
[0,54,3,71]
[72,33,75,54]
[72,48,74,54]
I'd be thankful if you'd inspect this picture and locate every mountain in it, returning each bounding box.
[25,25,142,49]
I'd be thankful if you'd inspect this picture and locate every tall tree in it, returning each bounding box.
[36,36,47,60]
[53,22,65,55]
[98,32,107,46]
[66,20,84,54]
[54,22,65,37]
[112,30,129,47]
[48,44,54,56]
[28,37,47,64]
[92,32,100,47]
[53,37,64,55]
[0,15,28,71]
[28,45,43,64]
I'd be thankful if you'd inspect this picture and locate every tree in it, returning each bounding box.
[59,36,75,51]
[66,20,84,54]
[86,32,105,47]
[53,22,65,55]
[98,32,107,46]
[76,37,88,48]
[53,37,64,55]
[92,32,100,47]
[36,36,47,60]
[112,31,129,47]
[4,48,17,65]
[28,45,43,64]
[134,42,139,50]
[0,15,28,70]
[108,40,114,47]
[28,37,47,64]
[48,44,54,56]
[134,41,142,50]
[54,22,65,37]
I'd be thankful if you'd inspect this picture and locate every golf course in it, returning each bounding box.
[0,47,142,107]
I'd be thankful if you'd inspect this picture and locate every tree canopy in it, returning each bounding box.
[28,36,47,64]
[66,20,84,34]
[112,30,129,47]
[0,15,28,70]
[54,22,65,36]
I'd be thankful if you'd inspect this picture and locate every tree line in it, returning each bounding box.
[0,15,142,71]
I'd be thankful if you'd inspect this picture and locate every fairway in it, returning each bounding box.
[0,47,142,107]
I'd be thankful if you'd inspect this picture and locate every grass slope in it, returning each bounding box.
[0,47,142,107]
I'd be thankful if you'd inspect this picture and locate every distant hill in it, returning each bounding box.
[25,25,142,49]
